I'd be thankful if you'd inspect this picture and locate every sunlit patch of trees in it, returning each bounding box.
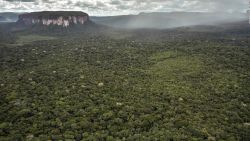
[0,26,250,140]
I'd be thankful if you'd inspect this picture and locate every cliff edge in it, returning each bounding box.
[17,11,89,27]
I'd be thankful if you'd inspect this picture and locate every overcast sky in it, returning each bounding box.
[0,0,249,16]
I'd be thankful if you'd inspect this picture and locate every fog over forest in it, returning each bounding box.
[0,0,250,141]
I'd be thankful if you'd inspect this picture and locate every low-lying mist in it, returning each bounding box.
[91,12,248,29]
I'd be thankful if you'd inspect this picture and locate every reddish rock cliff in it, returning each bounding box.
[17,11,89,27]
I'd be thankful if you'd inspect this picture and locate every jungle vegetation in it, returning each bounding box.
[0,22,250,141]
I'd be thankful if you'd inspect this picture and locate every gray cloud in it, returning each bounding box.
[4,0,35,2]
[0,0,248,15]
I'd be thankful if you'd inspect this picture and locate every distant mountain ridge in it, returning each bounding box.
[91,12,248,29]
[0,12,21,22]
[0,16,6,22]
[1,11,247,29]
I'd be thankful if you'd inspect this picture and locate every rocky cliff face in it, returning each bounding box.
[17,11,89,27]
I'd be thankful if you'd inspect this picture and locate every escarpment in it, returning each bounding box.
[17,11,89,27]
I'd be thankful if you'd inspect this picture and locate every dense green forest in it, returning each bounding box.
[0,23,250,141]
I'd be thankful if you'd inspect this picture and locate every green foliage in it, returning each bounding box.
[16,34,56,45]
[0,26,249,140]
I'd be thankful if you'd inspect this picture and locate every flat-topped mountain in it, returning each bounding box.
[17,11,89,27]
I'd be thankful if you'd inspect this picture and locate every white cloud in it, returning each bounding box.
[0,0,248,15]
